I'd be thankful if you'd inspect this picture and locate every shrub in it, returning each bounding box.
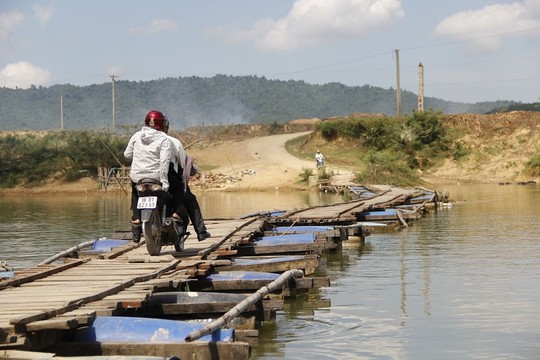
[362,116,400,150]
[524,150,540,177]
[298,167,314,183]
[0,131,129,188]
[317,166,332,180]
[355,150,420,186]
[317,121,341,140]
[404,110,446,149]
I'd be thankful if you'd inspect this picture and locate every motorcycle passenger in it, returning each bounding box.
[164,124,211,242]
[124,110,183,243]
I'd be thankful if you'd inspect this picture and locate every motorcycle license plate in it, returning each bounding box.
[137,196,157,209]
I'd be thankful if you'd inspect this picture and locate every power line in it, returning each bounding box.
[401,26,540,52]
[422,76,540,87]
[269,27,540,78]
[268,50,393,77]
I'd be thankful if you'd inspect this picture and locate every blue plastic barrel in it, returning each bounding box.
[254,233,316,246]
[75,316,234,343]
[205,271,280,281]
[272,226,333,233]
[90,239,130,252]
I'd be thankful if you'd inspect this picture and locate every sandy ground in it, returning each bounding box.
[189,131,354,191]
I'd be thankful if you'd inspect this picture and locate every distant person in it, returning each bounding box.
[315,150,325,169]
[124,110,183,242]
[164,124,211,242]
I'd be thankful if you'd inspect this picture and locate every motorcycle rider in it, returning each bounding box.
[315,150,325,168]
[164,123,211,242]
[124,110,184,243]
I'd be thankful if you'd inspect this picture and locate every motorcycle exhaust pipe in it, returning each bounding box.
[164,218,180,235]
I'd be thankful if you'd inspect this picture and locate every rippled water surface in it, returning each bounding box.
[1,184,539,359]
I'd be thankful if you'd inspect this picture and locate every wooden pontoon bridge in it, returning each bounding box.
[0,185,438,359]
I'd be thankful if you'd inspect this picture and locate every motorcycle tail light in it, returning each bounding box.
[150,184,162,191]
[135,184,146,192]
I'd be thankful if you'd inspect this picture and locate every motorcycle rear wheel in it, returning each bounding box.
[143,210,162,256]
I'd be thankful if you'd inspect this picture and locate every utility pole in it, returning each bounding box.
[60,95,64,130]
[395,49,401,117]
[418,62,424,112]
[109,74,118,130]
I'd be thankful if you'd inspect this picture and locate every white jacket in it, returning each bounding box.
[124,126,172,191]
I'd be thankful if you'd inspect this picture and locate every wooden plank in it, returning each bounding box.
[0,350,56,359]
[8,303,80,325]
[218,256,320,274]
[294,277,331,289]
[54,341,251,360]
[25,318,79,331]
[186,279,280,292]
[31,275,152,281]
[159,302,254,314]
[198,217,262,258]
[0,259,88,290]
[233,330,259,346]
[5,259,182,326]
[101,242,140,259]
[235,242,335,256]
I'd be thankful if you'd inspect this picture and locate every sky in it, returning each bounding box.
[0,0,539,104]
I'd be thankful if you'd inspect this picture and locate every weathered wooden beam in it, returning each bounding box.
[0,350,56,359]
[235,241,335,256]
[233,330,259,346]
[53,341,251,360]
[25,318,79,331]
[217,256,320,275]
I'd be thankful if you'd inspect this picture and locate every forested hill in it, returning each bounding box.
[0,74,519,130]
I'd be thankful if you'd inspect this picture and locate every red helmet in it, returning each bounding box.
[144,110,169,131]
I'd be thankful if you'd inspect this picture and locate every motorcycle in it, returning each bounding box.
[316,158,324,169]
[134,178,189,256]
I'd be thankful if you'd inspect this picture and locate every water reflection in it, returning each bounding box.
[0,190,342,269]
[198,190,342,219]
[253,184,540,359]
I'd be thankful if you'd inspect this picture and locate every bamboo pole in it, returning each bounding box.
[97,137,123,168]
[185,269,304,342]
[278,217,300,235]
[395,209,408,228]
[38,240,96,265]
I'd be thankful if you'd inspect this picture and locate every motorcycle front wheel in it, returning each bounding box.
[143,209,162,256]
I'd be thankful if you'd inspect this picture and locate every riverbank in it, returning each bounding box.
[0,177,101,196]
[1,111,538,196]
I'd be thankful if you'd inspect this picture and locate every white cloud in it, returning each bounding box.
[523,0,540,18]
[0,61,51,88]
[0,10,25,40]
[219,0,405,51]
[33,4,54,24]
[435,1,540,52]
[129,19,179,35]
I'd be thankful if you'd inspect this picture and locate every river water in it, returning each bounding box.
[1,184,539,359]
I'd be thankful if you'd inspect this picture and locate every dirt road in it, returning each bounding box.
[190,131,317,190]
